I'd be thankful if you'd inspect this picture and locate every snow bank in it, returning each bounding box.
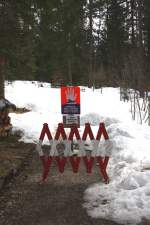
[84,118,150,225]
[6,81,61,143]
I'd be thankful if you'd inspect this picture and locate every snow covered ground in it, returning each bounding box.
[5,81,150,225]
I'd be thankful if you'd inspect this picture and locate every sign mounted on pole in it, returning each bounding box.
[63,114,80,128]
[61,86,80,114]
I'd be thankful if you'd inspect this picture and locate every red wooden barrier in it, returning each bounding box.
[36,123,110,183]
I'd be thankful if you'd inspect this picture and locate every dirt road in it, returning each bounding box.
[0,140,124,225]
[1,140,149,225]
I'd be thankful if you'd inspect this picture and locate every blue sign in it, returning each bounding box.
[61,103,80,114]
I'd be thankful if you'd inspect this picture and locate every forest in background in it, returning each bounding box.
[0,0,150,97]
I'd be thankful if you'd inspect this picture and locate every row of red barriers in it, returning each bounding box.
[37,123,110,183]
[39,122,109,141]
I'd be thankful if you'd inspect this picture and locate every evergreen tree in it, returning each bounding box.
[0,0,150,90]
[0,0,37,88]
[36,0,87,85]
[105,0,127,84]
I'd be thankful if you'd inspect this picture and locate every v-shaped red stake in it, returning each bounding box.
[39,123,53,141]
[96,156,109,183]
[54,123,67,140]
[55,157,68,173]
[82,123,95,141]
[70,156,81,173]
[68,125,81,141]
[40,156,53,181]
[96,123,109,141]
[83,156,95,173]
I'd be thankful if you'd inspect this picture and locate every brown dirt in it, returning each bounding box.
[0,139,149,225]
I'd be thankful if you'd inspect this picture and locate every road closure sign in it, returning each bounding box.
[61,86,80,114]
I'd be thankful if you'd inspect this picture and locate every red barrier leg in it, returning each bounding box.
[70,156,81,173]
[83,156,95,173]
[55,157,67,173]
[96,156,109,183]
[40,156,53,182]
[39,123,53,141]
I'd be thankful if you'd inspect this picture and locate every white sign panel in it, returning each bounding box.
[63,115,80,128]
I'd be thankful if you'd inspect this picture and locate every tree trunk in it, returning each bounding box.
[137,0,143,48]
[131,0,135,45]
[67,32,72,85]
[88,0,93,87]
[0,56,5,99]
